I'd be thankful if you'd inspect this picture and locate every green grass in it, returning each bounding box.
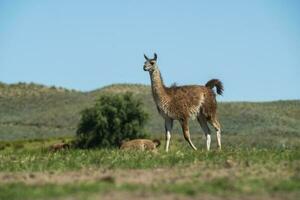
[0,135,299,172]
[0,135,299,199]
[0,173,299,200]
[0,182,113,200]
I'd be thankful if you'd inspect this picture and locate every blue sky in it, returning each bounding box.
[0,0,299,101]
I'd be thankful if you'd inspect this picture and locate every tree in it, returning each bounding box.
[76,92,148,148]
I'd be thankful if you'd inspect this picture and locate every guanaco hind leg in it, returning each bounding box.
[209,117,222,150]
[197,114,212,151]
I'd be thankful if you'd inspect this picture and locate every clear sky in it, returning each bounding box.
[0,0,299,101]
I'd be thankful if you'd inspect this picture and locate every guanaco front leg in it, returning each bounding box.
[164,118,173,152]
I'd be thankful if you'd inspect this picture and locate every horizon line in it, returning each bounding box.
[1,80,299,103]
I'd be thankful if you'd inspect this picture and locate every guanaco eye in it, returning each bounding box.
[150,61,155,65]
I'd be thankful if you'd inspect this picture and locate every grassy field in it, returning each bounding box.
[0,82,299,199]
[0,134,299,200]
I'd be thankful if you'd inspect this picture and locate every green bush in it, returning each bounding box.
[0,144,5,151]
[76,93,148,148]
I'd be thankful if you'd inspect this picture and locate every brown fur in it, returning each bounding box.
[49,143,70,152]
[165,85,217,120]
[120,139,160,151]
[143,53,223,151]
[148,69,219,121]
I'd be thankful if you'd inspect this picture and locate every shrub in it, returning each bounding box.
[76,92,148,148]
[0,144,6,151]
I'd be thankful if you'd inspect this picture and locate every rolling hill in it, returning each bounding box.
[0,82,299,140]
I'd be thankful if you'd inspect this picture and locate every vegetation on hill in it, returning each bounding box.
[0,82,299,140]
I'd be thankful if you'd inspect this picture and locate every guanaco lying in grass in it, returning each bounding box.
[120,139,160,152]
[49,143,70,152]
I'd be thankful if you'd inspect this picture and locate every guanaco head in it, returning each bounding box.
[143,53,157,72]
[152,139,161,148]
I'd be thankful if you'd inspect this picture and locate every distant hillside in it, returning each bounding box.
[0,82,299,140]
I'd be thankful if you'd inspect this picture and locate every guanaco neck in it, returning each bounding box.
[149,67,169,107]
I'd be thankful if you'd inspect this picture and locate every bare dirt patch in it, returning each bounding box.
[53,191,298,200]
[0,162,293,186]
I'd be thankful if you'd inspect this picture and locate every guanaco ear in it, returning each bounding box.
[153,53,157,61]
[144,54,149,60]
